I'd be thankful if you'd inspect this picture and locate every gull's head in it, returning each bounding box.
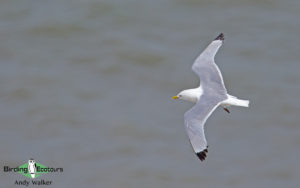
[172,89,198,103]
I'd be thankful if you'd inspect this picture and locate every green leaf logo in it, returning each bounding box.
[18,160,49,179]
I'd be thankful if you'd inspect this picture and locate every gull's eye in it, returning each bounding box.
[179,95,182,97]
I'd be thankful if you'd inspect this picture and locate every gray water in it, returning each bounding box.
[0,0,300,187]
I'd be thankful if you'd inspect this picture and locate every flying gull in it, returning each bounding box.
[172,33,249,161]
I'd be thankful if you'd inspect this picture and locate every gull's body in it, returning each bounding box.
[173,33,249,161]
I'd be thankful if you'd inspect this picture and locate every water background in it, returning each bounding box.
[0,0,300,187]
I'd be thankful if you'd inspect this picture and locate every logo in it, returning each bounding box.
[3,159,63,186]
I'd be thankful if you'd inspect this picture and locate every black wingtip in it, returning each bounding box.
[196,148,208,161]
[214,33,224,41]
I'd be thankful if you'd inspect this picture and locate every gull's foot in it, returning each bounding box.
[223,108,230,113]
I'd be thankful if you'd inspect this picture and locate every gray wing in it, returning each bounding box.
[192,33,227,95]
[184,94,224,161]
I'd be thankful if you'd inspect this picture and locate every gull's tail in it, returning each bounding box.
[223,95,249,107]
[234,99,249,107]
[230,98,249,107]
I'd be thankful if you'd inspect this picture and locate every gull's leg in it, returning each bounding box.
[223,108,230,113]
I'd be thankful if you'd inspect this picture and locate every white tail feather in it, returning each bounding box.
[222,96,249,107]
[235,99,249,107]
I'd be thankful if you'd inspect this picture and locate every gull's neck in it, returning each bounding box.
[184,86,203,103]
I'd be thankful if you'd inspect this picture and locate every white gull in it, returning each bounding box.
[173,33,249,161]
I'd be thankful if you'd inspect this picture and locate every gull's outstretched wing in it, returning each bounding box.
[192,33,227,95]
[184,94,225,161]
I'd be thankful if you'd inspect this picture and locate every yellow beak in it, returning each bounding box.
[172,96,179,99]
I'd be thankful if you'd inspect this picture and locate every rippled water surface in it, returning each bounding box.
[1,0,300,187]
